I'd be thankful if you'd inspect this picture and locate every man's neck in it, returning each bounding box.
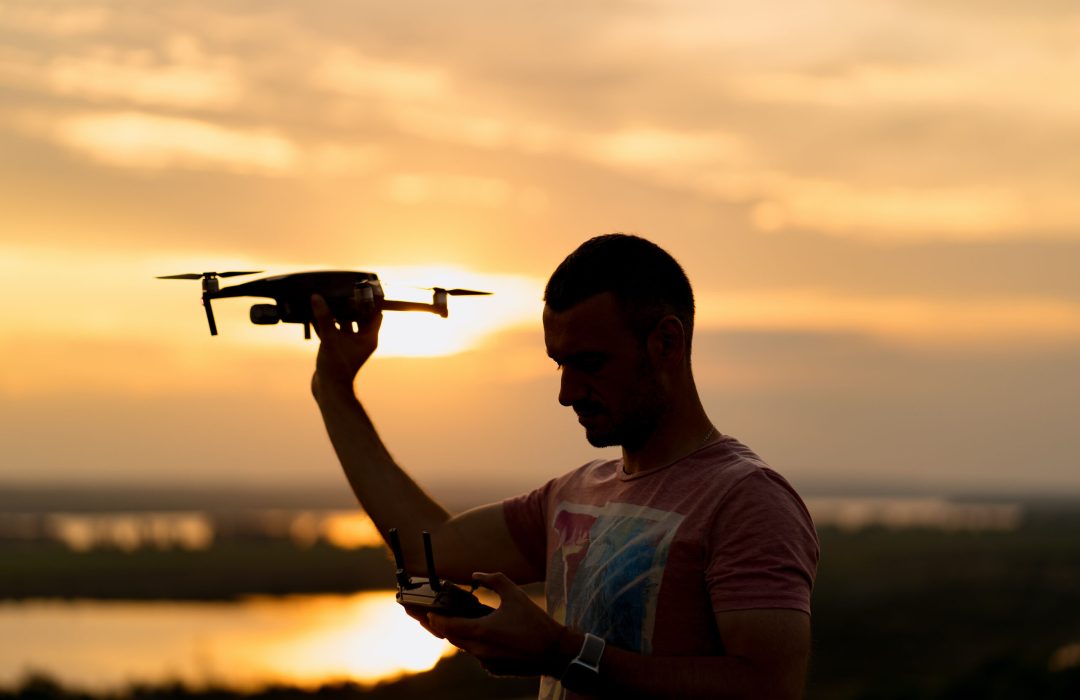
[621,402,715,476]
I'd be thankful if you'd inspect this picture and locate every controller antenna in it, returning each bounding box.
[388,528,410,588]
[422,530,442,591]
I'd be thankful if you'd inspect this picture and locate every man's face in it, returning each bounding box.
[543,292,668,450]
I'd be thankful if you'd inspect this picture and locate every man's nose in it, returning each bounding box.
[558,368,587,407]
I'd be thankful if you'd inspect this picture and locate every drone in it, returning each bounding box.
[157,270,491,339]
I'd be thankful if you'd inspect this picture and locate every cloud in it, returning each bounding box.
[698,288,1080,349]
[314,47,451,103]
[53,111,299,174]
[575,127,753,174]
[740,179,1064,241]
[3,0,1080,255]
[4,1,1078,244]
[0,3,110,37]
[390,107,517,150]
[45,39,244,110]
[730,61,1080,120]
[378,171,549,214]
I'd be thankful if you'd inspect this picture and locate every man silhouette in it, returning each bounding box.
[311,234,818,699]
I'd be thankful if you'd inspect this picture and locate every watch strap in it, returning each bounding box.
[560,632,605,692]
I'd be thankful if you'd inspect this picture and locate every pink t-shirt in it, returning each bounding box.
[502,434,819,699]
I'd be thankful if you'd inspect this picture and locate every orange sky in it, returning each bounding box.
[2,0,1079,498]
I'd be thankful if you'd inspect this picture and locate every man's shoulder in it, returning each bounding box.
[676,436,811,515]
[672,435,771,485]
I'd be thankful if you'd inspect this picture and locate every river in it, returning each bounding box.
[0,591,454,692]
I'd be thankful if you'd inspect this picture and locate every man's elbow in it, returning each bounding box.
[749,661,808,700]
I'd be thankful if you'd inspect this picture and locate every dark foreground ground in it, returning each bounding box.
[3,501,1080,700]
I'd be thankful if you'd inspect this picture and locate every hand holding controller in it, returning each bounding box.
[388,528,495,619]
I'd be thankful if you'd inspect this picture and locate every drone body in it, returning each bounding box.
[158,270,490,339]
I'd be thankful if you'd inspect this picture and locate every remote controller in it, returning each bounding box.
[388,528,495,619]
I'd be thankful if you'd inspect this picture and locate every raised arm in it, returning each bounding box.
[310,295,537,584]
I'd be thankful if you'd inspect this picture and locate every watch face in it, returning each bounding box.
[561,660,600,694]
[561,633,605,693]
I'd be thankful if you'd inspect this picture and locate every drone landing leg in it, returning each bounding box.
[304,322,311,340]
[202,296,218,336]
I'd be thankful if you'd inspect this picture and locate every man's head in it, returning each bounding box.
[544,233,695,353]
[542,234,696,451]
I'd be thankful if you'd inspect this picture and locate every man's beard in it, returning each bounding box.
[580,367,669,452]
[584,411,659,451]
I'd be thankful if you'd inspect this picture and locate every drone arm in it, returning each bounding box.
[379,299,445,315]
[202,295,218,336]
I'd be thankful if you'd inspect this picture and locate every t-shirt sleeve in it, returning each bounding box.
[704,469,819,615]
[501,478,556,580]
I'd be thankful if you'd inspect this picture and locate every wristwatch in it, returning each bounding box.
[560,632,605,693]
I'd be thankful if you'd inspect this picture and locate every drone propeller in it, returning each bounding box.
[426,287,492,296]
[156,271,263,280]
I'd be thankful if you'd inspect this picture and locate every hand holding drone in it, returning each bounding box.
[157,270,491,339]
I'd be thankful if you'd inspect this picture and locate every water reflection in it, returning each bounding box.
[0,592,454,692]
[805,497,1022,532]
[0,510,382,552]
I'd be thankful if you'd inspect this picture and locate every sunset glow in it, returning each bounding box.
[2,0,1079,500]
[3,4,1080,699]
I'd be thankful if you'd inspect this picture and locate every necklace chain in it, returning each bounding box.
[699,425,717,448]
[623,424,718,476]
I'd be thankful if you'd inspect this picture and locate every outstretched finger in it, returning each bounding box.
[311,294,335,338]
[357,302,383,332]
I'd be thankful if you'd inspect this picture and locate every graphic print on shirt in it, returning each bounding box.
[547,501,684,655]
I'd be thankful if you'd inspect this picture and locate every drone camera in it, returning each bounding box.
[250,304,280,325]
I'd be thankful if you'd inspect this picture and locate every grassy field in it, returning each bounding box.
[3,501,1080,699]
[0,540,395,600]
[808,504,1080,699]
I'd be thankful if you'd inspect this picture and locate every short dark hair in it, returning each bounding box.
[544,233,695,350]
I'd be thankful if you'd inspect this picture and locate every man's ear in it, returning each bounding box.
[649,315,686,367]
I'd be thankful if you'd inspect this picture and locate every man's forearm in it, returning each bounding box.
[431,585,807,699]
[314,380,450,565]
[589,645,795,700]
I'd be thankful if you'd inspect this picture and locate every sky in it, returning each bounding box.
[1,0,1079,501]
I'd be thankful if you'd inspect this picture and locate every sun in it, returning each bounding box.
[369,265,543,358]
